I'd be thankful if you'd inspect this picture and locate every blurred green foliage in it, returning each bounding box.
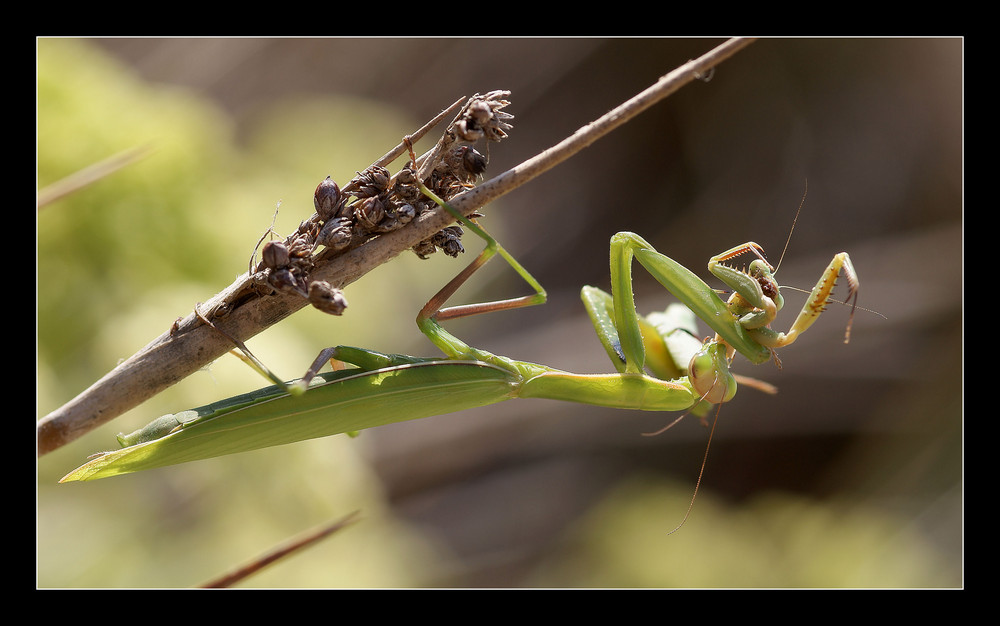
[528,476,959,587]
[37,38,460,588]
[38,39,237,377]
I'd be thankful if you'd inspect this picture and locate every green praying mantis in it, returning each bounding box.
[60,172,859,491]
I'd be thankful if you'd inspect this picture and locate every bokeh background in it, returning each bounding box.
[37,38,962,588]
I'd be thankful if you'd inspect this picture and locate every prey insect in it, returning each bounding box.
[61,168,859,505]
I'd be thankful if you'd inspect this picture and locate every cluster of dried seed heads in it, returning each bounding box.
[254,227,347,317]
[408,91,512,257]
[250,91,513,315]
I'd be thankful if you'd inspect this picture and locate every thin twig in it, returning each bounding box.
[37,145,153,209]
[198,511,362,588]
[37,37,756,456]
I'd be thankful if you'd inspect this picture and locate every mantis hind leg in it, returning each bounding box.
[403,138,547,360]
[195,304,431,395]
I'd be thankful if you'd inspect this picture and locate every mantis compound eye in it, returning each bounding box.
[688,342,737,404]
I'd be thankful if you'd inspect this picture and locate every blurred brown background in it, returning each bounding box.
[38,38,961,587]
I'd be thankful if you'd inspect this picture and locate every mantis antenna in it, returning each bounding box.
[649,183,813,535]
[773,179,808,275]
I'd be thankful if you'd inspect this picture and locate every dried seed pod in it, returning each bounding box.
[295,218,320,246]
[456,101,491,142]
[392,202,416,225]
[355,196,386,232]
[431,172,470,200]
[261,240,291,271]
[315,217,353,252]
[285,230,316,260]
[260,240,310,296]
[314,176,342,220]
[267,267,302,295]
[369,167,390,191]
[349,165,391,199]
[431,225,465,258]
[460,146,488,176]
[455,91,513,143]
[412,239,437,259]
[396,167,416,186]
[413,199,436,215]
[392,167,422,203]
[479,90,514,142]
[308,280,348,316]
[373,203,417,233]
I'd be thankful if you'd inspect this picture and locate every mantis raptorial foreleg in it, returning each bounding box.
[707,243,859,349]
